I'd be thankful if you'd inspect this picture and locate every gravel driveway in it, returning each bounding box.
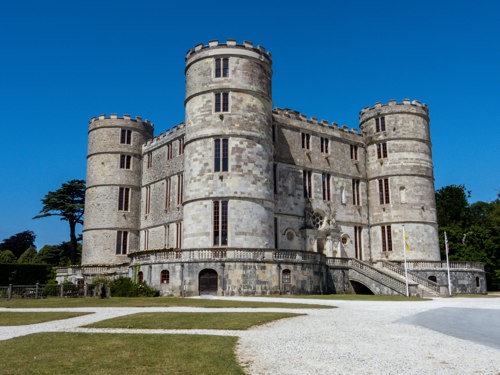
[1,297,499,374]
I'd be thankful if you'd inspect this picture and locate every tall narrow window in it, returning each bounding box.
[378,178,390,204]
[214,58,229,78]
[120,155,131,169]
[322,173,331,201]
[116,231,128,254]
[175,222,182,249]
[167,143,173,160]
[214,92,229,112]
[178,137,184,155]
[120,129,131,144]
[118,187,130,211]
[177,174,183,205]
[301,133,311,150]
[282,269,291,284]
[165,177,171,210]
[381,225,393,251]
[354,226,362,259]
[350,144,358,160]
[274,217,278,249]
[143,229,149,250]
[320,137,329,153]
[273,164,278,194]
[352,179,361,206]
[377,143,388,159]
[164,224,169,248]
[375,116,386,132]
[214,139,229,172]
[146,152,152,168]
[161,270,170,284]
[213,200,228,246]
[303,170,312,199]
[145,186,151,214]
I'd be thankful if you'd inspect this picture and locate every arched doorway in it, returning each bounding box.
[199,269,218,295]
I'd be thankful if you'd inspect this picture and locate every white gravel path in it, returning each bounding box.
[1,297,499,374]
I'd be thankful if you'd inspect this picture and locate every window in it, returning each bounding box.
[375,116,386,132]
[161,270,170,284]
[165,178,171,210]
[164,224,170,248]
[354,226,362,260]
[381,225,393,251]
[116,231,128,254]
[145,186,151,214]
[273,164,278,194]
[179,137,184,155]
[120,129,131,144]
[138,271,144,283]
[214,139,229,172]
[175,222,182,249]
[120,155,131,169]
[214,92,229,112]
[214,58,229,78]
[352,179,361,206]
[282,269,291,284]
[146,152,152,168]
[167,143,173,160]
[322,173,331,201]
[177,174,183,205]
[378,178,390,204]
[143,229,149,250]
[301,133,311,150]
[320,137,329,153]
[303,170,312,199]
[274,217,278,249]
[118,187,130,211]
[377,143,388,159]
[213,200,228,246]
[350,144,358,160]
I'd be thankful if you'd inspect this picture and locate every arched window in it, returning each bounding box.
[161,270,170,284]
[428,275,437,283]
[138,271,144,284]
[282,269,291,284]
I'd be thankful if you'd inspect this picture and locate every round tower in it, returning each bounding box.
[82,114,154,265]
[360,99,440,261]
[183,40,274,249]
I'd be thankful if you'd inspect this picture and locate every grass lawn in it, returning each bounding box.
[0,332,244,375]
[0,312,91,326]
[86,312,300,330]
[0,296,332,309]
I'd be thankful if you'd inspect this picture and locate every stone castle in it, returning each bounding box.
[59,40,486,296]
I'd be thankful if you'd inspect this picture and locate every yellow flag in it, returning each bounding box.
[404,233,410,251]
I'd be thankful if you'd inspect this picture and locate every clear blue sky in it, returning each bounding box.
[0,0,498,249]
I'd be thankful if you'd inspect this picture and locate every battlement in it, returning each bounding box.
[185,39,272,63]
[89,114,154,130]
[144,122,185,148]
[273,107,361,136]
[359,99,429,119]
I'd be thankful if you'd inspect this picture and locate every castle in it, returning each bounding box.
[59,40,486,296]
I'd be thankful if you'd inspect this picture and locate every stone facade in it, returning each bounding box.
[73,40,486,296]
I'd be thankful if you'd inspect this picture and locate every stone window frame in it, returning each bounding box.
[166,143,173,160]
[303,170,312,199]
[145,185,151,215]
[375,116,386,132]
[350,144,358,160]
[119,154,131,170]
[378,178,390,205]
[377,142,388,159]
[354,226,362,260]
[352,179,361,206]
[115,230,128,254]
[143,229,149,250]
[175,222,182,249]
[178,137,184,155]
[177,173,183,206]
[322,173,331,201]
[165,177,171,210]
[381,225,393,252]
[146,152,153,168]
[214,57,229,78]
[120,129,132,145]
[214,138,229,172]
[301,132,311,150]
[320,137,329,154]
[214,92,230,113]
[161,270,170,284]
[282,269,291,284]
[118,187,130,211]
[213,200,228,247]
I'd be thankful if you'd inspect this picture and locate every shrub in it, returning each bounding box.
[109,277,159,297]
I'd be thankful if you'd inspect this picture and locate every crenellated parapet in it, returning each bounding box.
[273,107,362,136]
[185,39,272,64]
[359,99,429,126]
[89,113,154,134]
[144,122,185,150]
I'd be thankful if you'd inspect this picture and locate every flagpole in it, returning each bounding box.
[445,231,452,296]
[403,225,409,297]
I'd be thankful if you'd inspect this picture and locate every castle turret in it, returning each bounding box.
[182,40,274,248]
[360,100,440,261]
[82,114,154,265]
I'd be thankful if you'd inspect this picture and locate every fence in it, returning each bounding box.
[0,283,98,300]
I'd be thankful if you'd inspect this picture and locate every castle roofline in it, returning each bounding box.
[185,39,272,63]
[144,122,185,148]
[359,99,429,118]
[89,113,154,128]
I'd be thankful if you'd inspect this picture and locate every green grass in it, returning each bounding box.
[0,296,332,309]
[86,312,300,330]
[0,332,244,375]
[0,312,91,326]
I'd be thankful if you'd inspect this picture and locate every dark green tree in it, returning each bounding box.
[33,180,85,264]
[17,247,38,263]
[0,250,16,263]
[435,184,471,228]
[0,230,36,259]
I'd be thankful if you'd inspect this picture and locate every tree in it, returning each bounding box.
[435,184,471,228]
[17,247,38,263]
[33,180,85,264]
[0,250,16,263]
[0,230,36,259]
